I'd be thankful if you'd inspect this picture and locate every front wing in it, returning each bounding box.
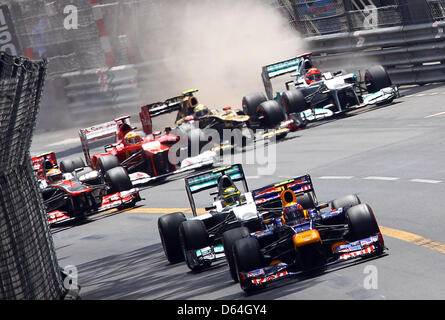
[238,234,385,292]
[47,188,142,226]
[129,151,217,186]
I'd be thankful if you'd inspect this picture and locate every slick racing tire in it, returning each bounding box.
[331,194,361,210]
[105,166,133,194]
[222,227,250,282]
[60,157,85,173]
[233,237,263,274]
[295,192,317,210]
[346,204,380,241]
[364,65,392,93]
[98,155,120,174]
[281,89,308,115]
[242,92,267,120]
[179,220,209,250]
[257,100,286,128]
[158,212,186,264]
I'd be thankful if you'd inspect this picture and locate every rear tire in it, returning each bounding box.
[295,192,317,209]
[242,92,267,120]
[98,155,120,173]
[158,212,186,264]
[59,157,85,173]
[346,204,380,241]
[105,166,133,193]
[223,227,250,282]
[331,194,361,210]
[365,65,392,93]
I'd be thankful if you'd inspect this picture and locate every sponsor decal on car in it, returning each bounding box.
[251,271,288,285]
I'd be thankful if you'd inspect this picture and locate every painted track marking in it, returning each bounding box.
[380,226,445,255]
[410,179,441,184]
[363,176,400,181]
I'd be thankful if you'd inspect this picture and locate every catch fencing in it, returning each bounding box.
[0,52,65,299]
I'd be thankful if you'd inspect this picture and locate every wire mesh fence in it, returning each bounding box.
[0,52,64,299]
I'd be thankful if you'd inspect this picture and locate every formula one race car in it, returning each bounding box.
[158,164,266,271]
[247,52,399,124]
[228,176,387,293]
[139,90,295,158]
[78,115,217,185]
[32,152,142,225]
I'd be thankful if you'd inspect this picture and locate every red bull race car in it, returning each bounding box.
[228,176,387,293]
[32,152,142,225]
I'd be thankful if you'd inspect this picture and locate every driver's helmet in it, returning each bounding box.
[124,131,142,145]
[193,104,209,118]
[305,67,322,84]
[46,168,64,184]
[222,186,241,207]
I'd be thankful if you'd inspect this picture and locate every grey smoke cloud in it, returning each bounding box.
[134,0,306,109]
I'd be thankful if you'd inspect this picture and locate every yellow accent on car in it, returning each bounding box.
[293,230,322,249]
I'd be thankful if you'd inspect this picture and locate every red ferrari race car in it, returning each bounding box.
[32,152,142,226]
[78,115,217,185]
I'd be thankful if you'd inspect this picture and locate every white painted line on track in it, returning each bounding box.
[318,176,354,180]
[363,176,400,181]
[425,111,445,118]
[410,179,442,184]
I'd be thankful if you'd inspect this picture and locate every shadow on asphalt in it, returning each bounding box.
[74,241,388,300]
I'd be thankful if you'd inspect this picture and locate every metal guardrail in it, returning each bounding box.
[61,64,143,123]
[305,20,445,85]
[0,53,64,299]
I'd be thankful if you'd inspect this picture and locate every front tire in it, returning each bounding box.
[346,204,380,241]
[233,237,263,274]
[365,65,392,93]
[105,166,133,194]
[257,100,286,128]
[281,90,308,115]
[222,227,250,282]
[179,220,210,271]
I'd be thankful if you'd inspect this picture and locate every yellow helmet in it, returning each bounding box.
[222,186,241,207]
[193,104,209,118]
[47,168,63,184]
[124,131,142,145]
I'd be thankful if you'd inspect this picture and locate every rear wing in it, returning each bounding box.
[139,89,200,135]
[252,174,315,207]
[185,164,248,216]
[261,52,312,99]
[79,120,117,166]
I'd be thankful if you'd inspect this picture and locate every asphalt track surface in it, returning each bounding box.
[32,84,445,300]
